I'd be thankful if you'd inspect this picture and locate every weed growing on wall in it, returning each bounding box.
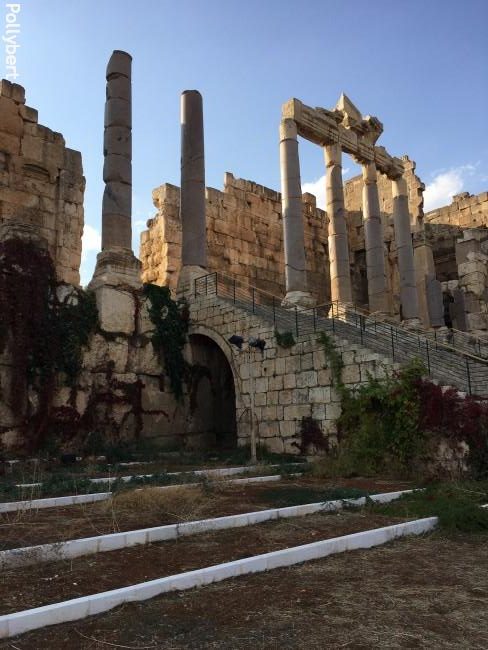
[274,329,296,349]
[314,329,488,478]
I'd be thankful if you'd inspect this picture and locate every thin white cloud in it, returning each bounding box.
[301,175,326,210]
[79,224,101,287]
[301,168,354,211]
[81,224,101,261]
[423,164,476,212]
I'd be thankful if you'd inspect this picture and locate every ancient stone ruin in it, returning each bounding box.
[1,51,487,455]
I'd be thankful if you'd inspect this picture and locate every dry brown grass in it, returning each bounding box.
[97,485,217,530]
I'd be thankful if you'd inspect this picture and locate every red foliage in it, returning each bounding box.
[416,378,488,469]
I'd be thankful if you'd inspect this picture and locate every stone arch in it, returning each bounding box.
[186,325,240,450]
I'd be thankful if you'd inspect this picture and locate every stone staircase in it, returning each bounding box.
[194,272,488,398]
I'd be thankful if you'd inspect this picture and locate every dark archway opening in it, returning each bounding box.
[188,334,237,450]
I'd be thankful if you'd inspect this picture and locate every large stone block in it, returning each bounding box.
[296,370,317,388]
[95,286,135,335]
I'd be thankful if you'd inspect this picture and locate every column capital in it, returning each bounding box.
[279,118,298,141]
[361,161,377,184]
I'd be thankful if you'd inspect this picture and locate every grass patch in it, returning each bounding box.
[259,485,370,508]
[100,485,213,526]
[369,481,488,533]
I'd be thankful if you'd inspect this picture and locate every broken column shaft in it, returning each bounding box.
[180,90,207,271]
[102,50,132,251]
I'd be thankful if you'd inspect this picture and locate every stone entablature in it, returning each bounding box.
[141,173,331,304]
[0,79,84,285]
[282,97,404,178]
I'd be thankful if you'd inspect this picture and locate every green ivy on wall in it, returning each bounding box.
[143,283,189,401]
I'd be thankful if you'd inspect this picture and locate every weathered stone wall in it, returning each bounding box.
[188,292,399,454]
[425,191,488,229]
[424,191,488,284]
[141,172,331,304]
[0,279,186,451]
[0,80,84,285]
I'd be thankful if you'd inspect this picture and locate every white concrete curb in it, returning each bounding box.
[0,515,437,639]
[0,489,413,569]
[0,471,304,515]
[0,492,112,514]
[88,463,303,485]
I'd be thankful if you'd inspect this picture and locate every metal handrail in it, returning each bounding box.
[193,271,488,396]
[194,272,488,365]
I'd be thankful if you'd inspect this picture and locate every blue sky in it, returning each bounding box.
[7,0,488,284]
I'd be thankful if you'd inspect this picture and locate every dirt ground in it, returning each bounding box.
[2,533,487,649]
[0,510,404,614]
[0,476,412,550]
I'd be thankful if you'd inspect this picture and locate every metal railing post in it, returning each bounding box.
[425,340,431,373]
[205,274,208,295]
[360,315,364,345]
[466,358,472,395]
[295,306,299,338]
[313,307,316,332]
[391,327,395,360]
[272,296,276,325]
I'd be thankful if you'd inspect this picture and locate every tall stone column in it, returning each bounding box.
[178,90,207,290]
[324,144,352,304]
[279,118,314,308]
[90,50,141,290]
[392,176,419,322]
[362,162,388,313]
[102,50,132,251]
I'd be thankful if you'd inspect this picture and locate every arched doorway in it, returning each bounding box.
[188,333,237,450]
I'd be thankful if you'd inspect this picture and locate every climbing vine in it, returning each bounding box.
[316,331,345,394]
[143,283,189,401]
[0,237,98,447]
[315,330,427,475]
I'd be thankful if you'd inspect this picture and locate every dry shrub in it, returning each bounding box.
[98,485,216,528]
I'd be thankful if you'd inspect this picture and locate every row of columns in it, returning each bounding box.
[95,50,418,322]
[279,118,419,321]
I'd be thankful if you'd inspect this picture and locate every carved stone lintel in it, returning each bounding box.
[282,97,405,179]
